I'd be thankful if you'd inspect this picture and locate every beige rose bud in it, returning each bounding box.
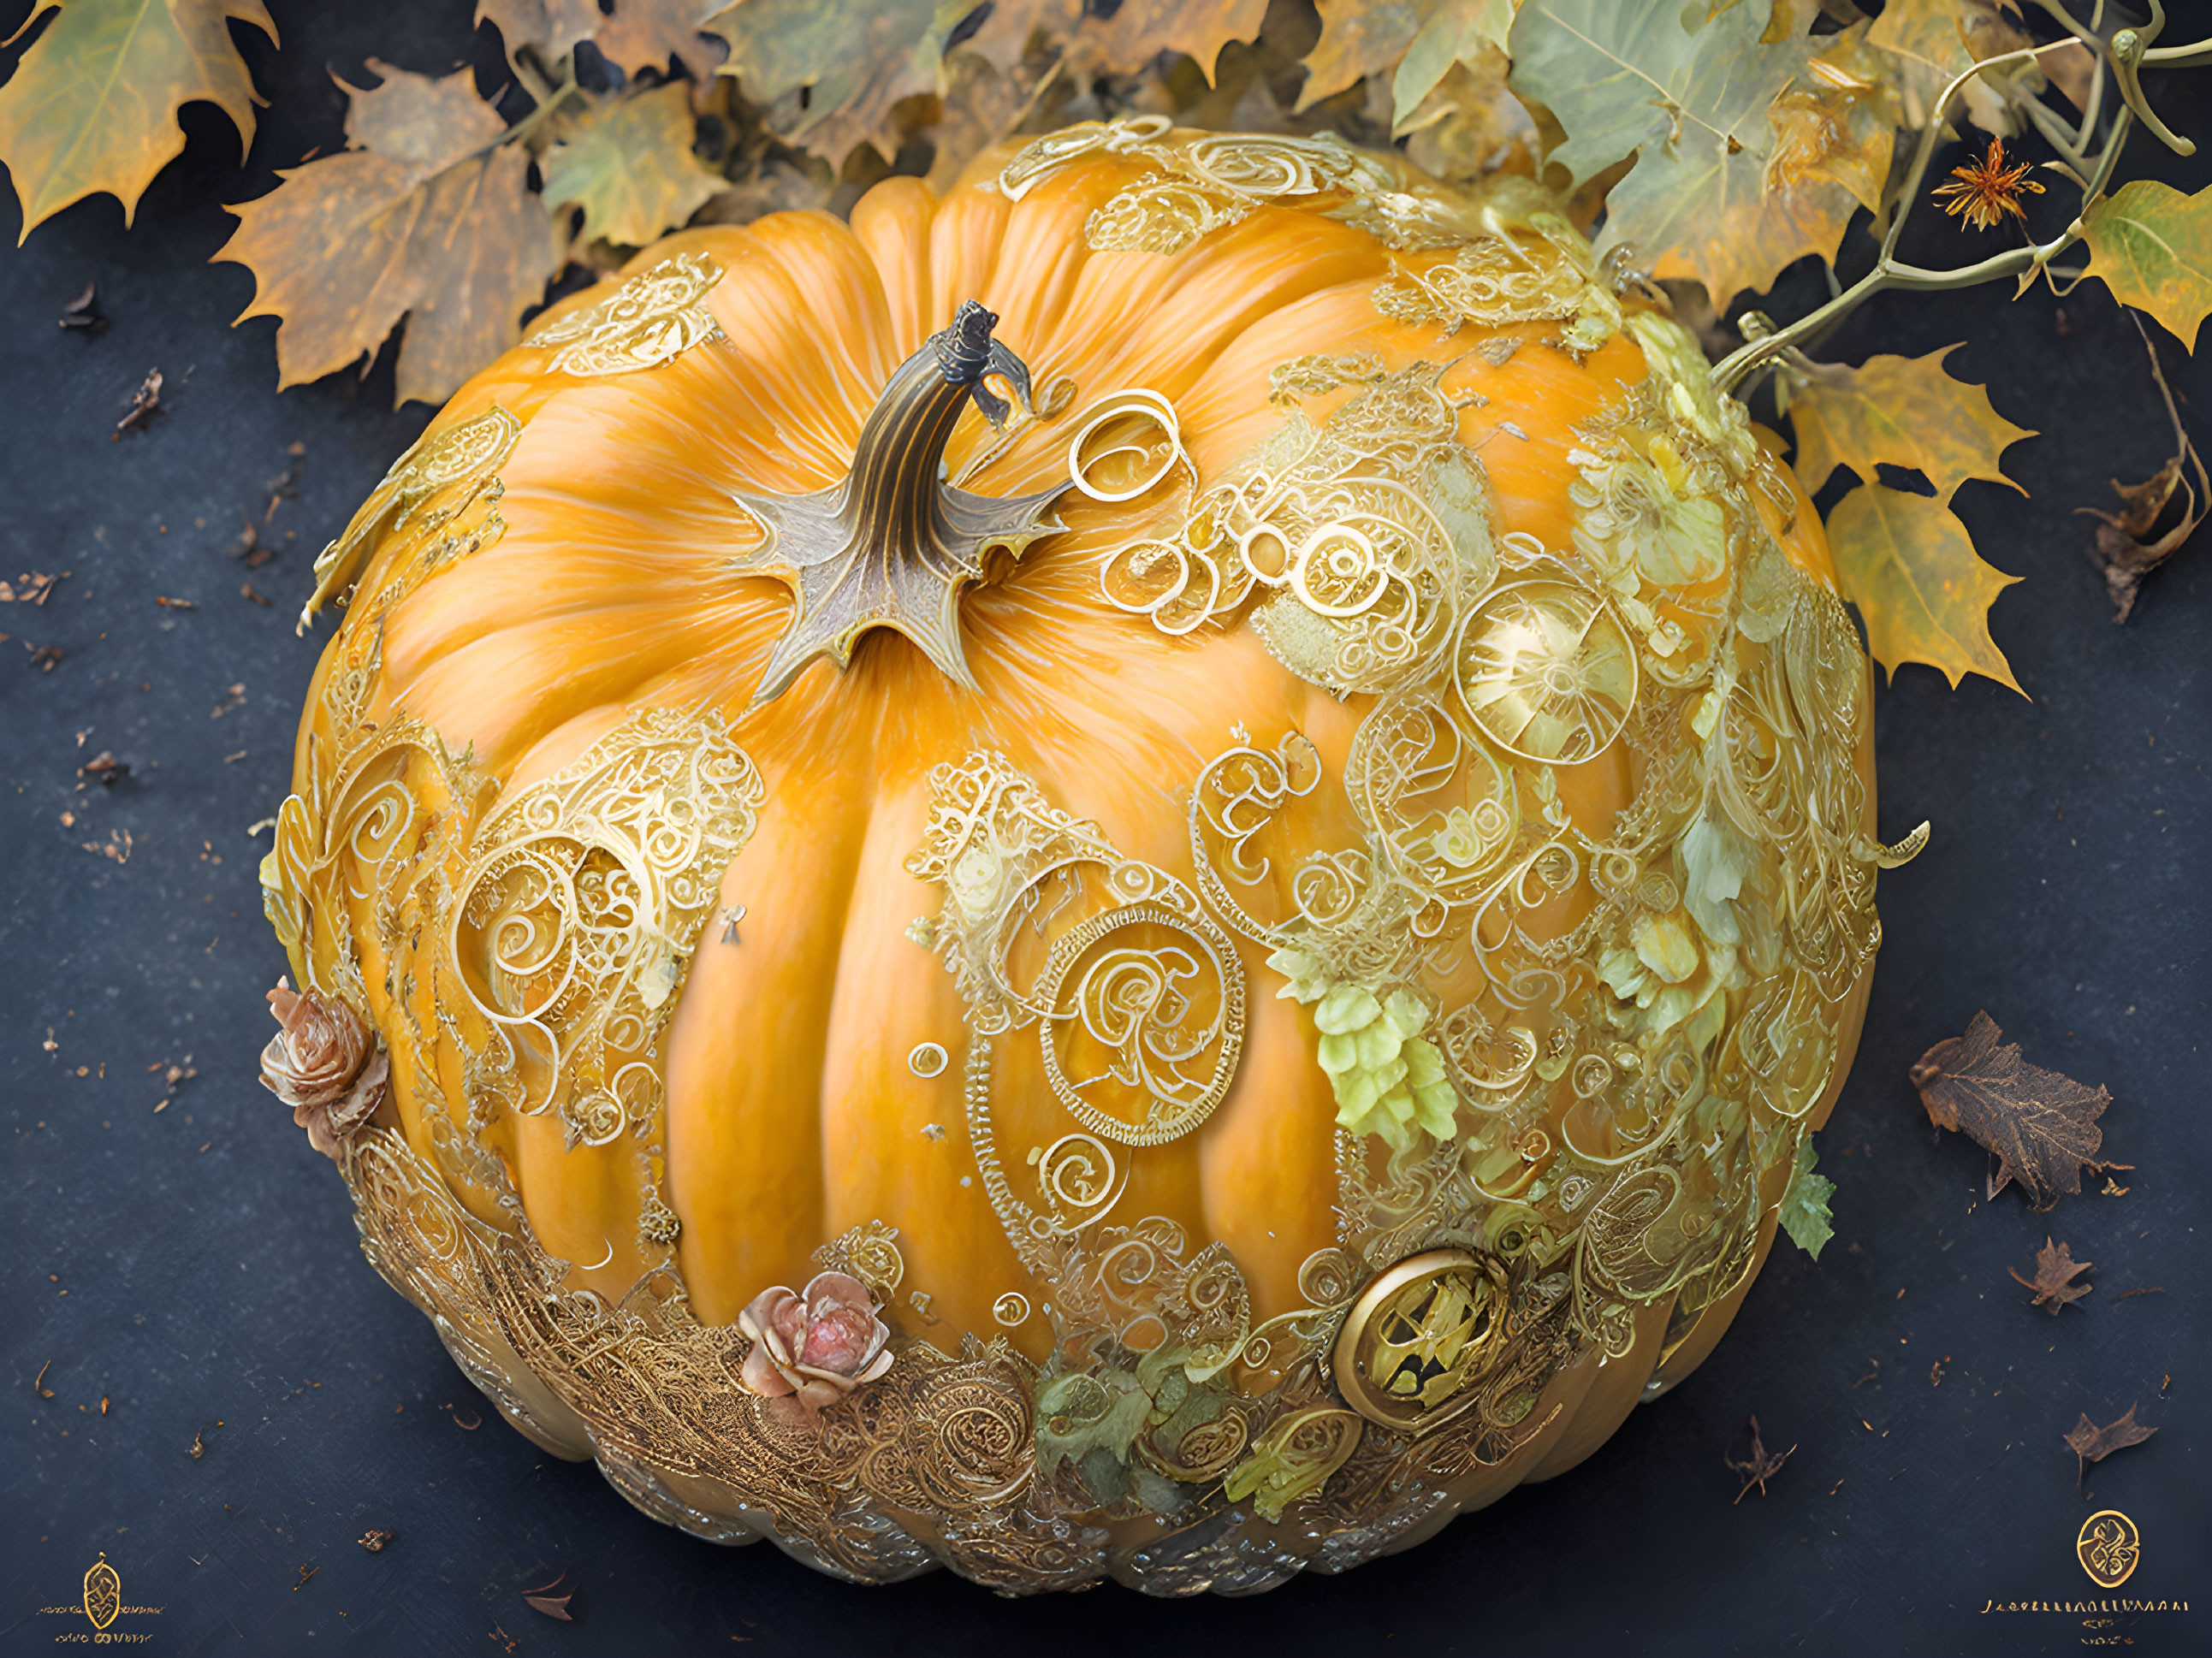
[737,1270,893,1413]
[260,977,389,1158]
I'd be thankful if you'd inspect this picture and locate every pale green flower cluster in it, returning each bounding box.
[1271,947,1458,1149]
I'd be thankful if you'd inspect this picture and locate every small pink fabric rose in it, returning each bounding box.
[260,976,389,1158]
[737,1270,893,1412]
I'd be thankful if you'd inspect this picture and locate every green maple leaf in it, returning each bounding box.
[1778,1139,1835,1260]
[2082,180,2212,353]
[0,0,277,240]
[544,83,722,248]
[1508,0,1824,305]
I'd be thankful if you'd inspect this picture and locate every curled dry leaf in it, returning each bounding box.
[2076,317,2206,624]
[1910,1013,2110,1211]
[357,1529,393,1552]
[2010,1236,2092,1315]
[1725,1416,1794,1503]
[2063,1404,2156,1483]
[521,1571,575,1620]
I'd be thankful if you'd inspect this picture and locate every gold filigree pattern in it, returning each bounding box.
[526,251,726,377]
[302,406,522,628]
[998,119,1476,254]
[452,708,762,1151]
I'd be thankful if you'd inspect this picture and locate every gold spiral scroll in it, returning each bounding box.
[1332,1248,1512,1436]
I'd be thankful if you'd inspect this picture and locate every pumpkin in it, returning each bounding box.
[260,116,1912,1594]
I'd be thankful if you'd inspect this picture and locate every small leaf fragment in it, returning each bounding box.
[2063,1404,2156,1483]
[544,84,723,248]
[594,1,726,84]
[1778,1139,1835,1260]
[1724,1415,1794,1503]
[1825,484,2022,694]
[2009,1236,2093,1314]
[2081,180,2212,352]
[1788,346,2033,506]
[1909,1012,2111,1210]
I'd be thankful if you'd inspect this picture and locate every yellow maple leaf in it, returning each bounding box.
[1865,0,2036,135]
[1787,345,2032,506]
[0,0,277,242]
[544,83,722,247]
[593,0,726,83]
[1300,0,1515,127]
[216,63,565,406]
[475,0,604,68]
[1826,483,2023,695]
[1062,0,1270,86]
[2081,180,2212,353]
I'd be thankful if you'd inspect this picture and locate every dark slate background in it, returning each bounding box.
[1,5,2203,1655]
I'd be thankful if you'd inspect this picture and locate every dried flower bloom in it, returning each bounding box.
[737,1271,893,1412]
[1933,137,2045,231]
[260,977,388,1158]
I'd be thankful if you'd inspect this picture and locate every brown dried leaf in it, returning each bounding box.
[521,1571,574,1620]
[2063,1404,2156,1483]
[595,0,726,84]
[2009,1236,2093,1314]
[1909,1012,2110,1210]
[475,0,604,68]
[707,0,946,167]
[1724,1415,1795,1503]
[358,1529,393,1552]
[116,368,163,433]
[217,63,565,406]
[2078,318,2206,624]
[1063,0,1271,86]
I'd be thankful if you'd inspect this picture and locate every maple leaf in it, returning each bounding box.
[2062,1405,2156,1483]
[2080,180,2212,354]
[0,0,277,242]
[1825,484,2022,694]
[1865,0,2037,136]
[1300,0,1515,127]
[2010,1236,2093,1315]
[708,0,946,166]
[1787,346,2032,506]
[545,84,721,247]
[1778,1138,1835,1260]
[1510,1,1873,306]
[217,62,566,406]
[1401,47,1539,183]
[594,0,727,84]
[1724,1416,1794,1503]
[1910,1013,2111,1210]
[1063,0,1271,86]
[476,0,605,68]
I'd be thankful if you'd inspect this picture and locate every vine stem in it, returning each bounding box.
[1711,34,2134,396]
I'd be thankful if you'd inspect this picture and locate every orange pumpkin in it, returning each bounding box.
[260,118,1903,1591]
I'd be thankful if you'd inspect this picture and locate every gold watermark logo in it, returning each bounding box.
[2078,1510,2143,1590]
[34,1552,163,1643]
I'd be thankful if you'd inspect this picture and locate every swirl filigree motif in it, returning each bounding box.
[525,250,726,377]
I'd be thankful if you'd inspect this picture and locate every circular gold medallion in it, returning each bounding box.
[1332,1248,1509,1435]
[2077,1509,2142,1588]
[1452,580,1637,763]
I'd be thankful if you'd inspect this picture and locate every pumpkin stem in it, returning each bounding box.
[731,300,1067,706]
